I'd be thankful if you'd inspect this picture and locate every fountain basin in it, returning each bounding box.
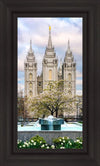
[17,121,82,144]
[18,130,82,144]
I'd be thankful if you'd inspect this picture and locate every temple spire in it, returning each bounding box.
[27,39,35,60]
[68,39,70,50]
[30,39,32,52]
[67,39,71,54]
[48,25,52,48]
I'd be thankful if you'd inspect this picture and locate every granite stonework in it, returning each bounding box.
[24,27,76,98]
[18,131,82,144]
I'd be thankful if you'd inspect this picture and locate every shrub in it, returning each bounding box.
[30,135,46,143]
[53,136,74,149]
[74,137,83,149]
[17,135,47,149]
[53,136,83,149]
[17,140,25,148]
[29,135,46,148]
[17,135,83,149]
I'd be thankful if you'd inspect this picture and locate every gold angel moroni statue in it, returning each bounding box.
[49,25,51,30]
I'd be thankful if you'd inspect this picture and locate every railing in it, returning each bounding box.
[18,118,38,122]
[18,116,83,123]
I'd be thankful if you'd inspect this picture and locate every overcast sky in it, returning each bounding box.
[18,17,83,96]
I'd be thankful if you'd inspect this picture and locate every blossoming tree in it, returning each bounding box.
[28,80,75,118]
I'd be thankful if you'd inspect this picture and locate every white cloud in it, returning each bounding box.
[76,70,82,78]
[18,17,82,58]
[18,58,24,71]
[18,83,24,93]
[18,44,29,71]
[76,79,82,86]
[18,29,82,57]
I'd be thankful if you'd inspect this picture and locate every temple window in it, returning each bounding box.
[38,82,41,86]
[68,73,72,81]
[29,91,32,97]
[49,70,52,80]
[29,73,32,81]
[29,83,32,89]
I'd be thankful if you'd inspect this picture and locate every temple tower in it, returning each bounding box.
[24,40,37,98]
[42,26,58,90]
[63,40,76,97]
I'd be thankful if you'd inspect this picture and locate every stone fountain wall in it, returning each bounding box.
[18,131,82,144]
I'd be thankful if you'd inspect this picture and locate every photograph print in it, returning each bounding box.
[17,17,83,150]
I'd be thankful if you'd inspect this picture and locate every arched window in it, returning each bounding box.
[29,91,32,97]
[29,83,32,89]
[29,73,32,81]
[49,70,52,80]
[38,82,41,86]
[68,83,72,89]
[68,73,72,82]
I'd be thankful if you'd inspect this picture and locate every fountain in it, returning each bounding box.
[18,116,82,143]
[39,115,64,130]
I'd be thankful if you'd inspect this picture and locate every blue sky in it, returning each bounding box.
[18,17,83,96]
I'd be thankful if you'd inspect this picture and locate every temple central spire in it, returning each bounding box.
[48,25,52,48]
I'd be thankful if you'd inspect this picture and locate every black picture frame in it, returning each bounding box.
[0,0,100,166]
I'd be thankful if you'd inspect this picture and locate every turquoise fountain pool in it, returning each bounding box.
[18,121,82,131]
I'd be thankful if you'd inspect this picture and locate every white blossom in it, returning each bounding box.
[24,142,28,145]
[31,140,34,143]
[34,142,36,145]
[60,146,65,149]
[51,145,55,149]
[79,142,82,144]
[41,144,44,148]
[76,140,80,142]
[17,139,22,143]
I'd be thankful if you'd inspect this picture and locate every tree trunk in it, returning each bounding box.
[56,109,58,117]
[51,111,53,116]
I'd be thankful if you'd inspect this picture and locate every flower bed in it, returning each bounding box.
[17,135,83,149]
